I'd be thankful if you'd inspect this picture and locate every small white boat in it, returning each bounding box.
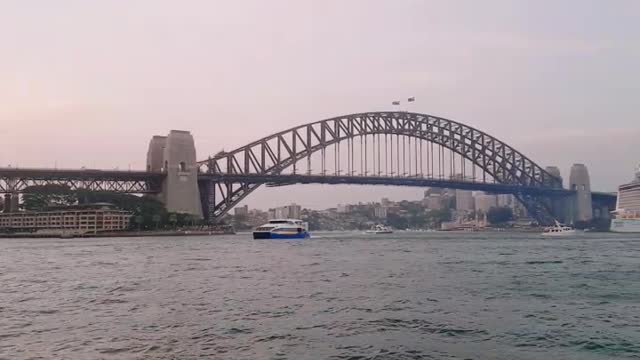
[253,219,310,240]
[542,221,577,236]
[365,224,393,234]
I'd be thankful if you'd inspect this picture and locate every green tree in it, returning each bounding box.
[134,215,144,231]
[152,214,162,229]
[75,190,167,230]
[22,184,77,211]
[387,213,408,230]
[182,214,196,227]
[487,206,514,225]
[168,213,178,229]
[425,209,452,229]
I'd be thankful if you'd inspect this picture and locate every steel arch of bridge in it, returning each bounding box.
[198,111,562,223]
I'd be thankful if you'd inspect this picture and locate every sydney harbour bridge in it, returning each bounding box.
[0,111,616,225]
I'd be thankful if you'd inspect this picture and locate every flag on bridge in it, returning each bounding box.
[407,97,415,102]
[392,101,400,105]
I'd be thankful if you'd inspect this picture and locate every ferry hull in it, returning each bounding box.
[610,219,640,233]
[542,230,577,237]
[253,231,310,240]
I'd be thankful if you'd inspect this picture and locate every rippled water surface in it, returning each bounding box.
[1,232,639,359]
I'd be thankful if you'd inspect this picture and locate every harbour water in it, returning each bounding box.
[1,232,639,359]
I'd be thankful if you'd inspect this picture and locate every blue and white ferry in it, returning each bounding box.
[252,219,310,240]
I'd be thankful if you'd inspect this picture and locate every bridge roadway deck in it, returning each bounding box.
[0,167,162,179]
[1,167,616,203]
[198,173,574,197]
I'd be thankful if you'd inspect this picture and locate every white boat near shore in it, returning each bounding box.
[365,224,393,234]
[542,221,577,237]
[252,219,310,240]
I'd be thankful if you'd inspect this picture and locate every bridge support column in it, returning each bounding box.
[3,193,19,213]
[2,194,8,213]
[198,181,216,223]
[10,193,19,212]
[146,130,203,219]
[3,177,20,213]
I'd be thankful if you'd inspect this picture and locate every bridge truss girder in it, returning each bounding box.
[0,168,163,194]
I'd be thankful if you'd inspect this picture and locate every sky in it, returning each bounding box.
[1,0,639,209]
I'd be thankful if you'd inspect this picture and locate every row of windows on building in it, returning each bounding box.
[0,210,132,232]
[618,188,640,211]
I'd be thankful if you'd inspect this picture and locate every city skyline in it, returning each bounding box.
[2,0,639,210]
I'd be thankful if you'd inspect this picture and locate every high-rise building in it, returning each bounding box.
[270,203,302,219]
[475,193,498,213]
[456,190,474,211]
[423,194,443,210]
[234,205,249,216]
[497,194,514,208]
[450,174,474,211]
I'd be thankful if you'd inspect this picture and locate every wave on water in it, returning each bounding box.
[1,232,638,359]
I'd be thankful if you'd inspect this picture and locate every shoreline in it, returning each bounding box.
[0,230,234,239]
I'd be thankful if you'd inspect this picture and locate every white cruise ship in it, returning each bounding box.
[610,164,640,233]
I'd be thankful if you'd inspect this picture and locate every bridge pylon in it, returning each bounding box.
[146,131,203,219]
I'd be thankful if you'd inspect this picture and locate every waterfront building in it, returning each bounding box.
[0,203,131,234]
[374,206,388,219]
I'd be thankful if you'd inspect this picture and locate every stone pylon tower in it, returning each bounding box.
[146,130,203,218]
[545,166,562,185]
[545,166,566,222]
[146,135,167,172]
[568,163,592,223]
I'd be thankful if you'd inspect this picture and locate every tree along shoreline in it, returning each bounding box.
[19,185,203,231]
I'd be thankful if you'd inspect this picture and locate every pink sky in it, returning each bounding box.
[1,1,639,209]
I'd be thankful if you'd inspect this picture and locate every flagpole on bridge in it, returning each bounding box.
[407,97,418,177]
